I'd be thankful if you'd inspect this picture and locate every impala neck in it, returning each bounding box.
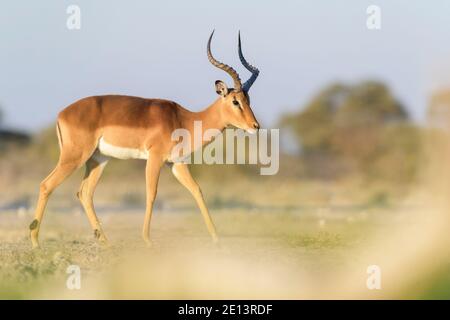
[184,98,227,141]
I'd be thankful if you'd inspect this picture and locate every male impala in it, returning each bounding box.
[29,31,260,248]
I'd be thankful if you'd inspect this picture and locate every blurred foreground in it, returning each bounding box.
[0,182,449,299]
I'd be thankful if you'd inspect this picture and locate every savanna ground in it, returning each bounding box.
[1,161,449,299]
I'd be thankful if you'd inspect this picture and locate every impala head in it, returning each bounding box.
[207,31,260,133]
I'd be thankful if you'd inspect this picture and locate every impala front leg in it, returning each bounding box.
[171,163,218,243]
[142,154,163,246]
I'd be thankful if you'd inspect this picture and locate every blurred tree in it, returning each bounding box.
[31,125,60,162]
[369,124,422,183]
[280,83,347,155]
[428,89,450,130]
[331,81,407,167]
[0,105,31,153]
[280,80,420,182]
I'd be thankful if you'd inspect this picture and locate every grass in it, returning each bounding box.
[1,201,447,300]
[0,161,448,299]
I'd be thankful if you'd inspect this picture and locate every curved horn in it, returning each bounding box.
[207,30,242,91]
[238,31,260,92]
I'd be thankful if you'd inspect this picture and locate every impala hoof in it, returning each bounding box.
[30,220,40,249]
[31,240,40,250]
[94,229,110,246]
[143,238,153,248]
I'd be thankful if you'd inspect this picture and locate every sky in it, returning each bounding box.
[1,0,450,131]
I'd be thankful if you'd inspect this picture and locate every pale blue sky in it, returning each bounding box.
[1,0,450,131]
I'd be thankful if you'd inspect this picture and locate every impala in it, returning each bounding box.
[29,31,260,248]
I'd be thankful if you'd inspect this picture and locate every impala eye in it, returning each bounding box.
[233,100,240,106]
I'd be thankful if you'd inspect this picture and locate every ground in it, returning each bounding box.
[0,162,449,299]
[1,201,448,299]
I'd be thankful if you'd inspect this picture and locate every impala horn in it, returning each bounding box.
[238,31,260,93]
[207,30,242,91]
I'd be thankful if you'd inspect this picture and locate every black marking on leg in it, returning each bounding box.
[29,219,38,230]
[94,229,101,239]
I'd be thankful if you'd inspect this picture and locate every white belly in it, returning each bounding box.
[97,137,149,160]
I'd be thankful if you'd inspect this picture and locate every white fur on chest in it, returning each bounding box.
[97,137,149,160]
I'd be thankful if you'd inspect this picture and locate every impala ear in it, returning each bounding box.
[215,80,229,97]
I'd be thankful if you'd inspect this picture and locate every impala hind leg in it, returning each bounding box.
[171,163,218,243]
[142,155,163,246]
[30,161,79,248]
[77,157,109,244]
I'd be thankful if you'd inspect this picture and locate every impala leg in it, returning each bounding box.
[142,155,163,246]
[171,163,218,243]
[77,158,109,244]
[30,161,78,248]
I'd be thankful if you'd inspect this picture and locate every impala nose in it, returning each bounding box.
[253,122,260,130]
